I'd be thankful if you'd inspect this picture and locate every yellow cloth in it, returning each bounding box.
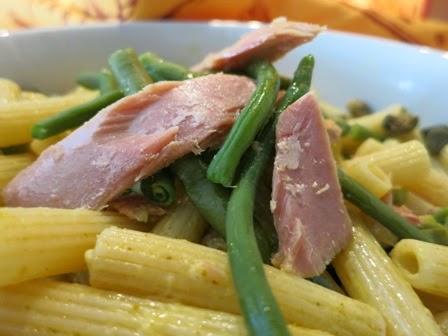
[0,0,447,49]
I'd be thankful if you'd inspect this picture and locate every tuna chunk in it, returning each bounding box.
[3,74,255,209]
[193,18,323,71]
[271,92,352,277]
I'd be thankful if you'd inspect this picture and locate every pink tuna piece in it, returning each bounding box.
[271,92,352,277]
[192,18,323,72]
[3,74,255,209]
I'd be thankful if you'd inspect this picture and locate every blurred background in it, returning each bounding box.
[0,0,447,49]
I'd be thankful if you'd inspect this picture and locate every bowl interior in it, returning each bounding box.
[0,21,447,126]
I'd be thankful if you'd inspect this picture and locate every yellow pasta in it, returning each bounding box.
[0,154,34,203]
[0,78,21,103]
[152,199,208,242]
[29,131,70,156]
[343,160,392,197]
[0,207,143,287]
[390,239,448,299]
[0,87,96,147]
[406,169,448,207]
[404,191,438,215]
[418,291,448,315]
[19,91,47,100]
[333,215,443,336]
[354,138,384,157]
[87,227,386,336]
[344,140,431,188]
[435,311,448,336]
[440,145,448,173]
[348,104,403,134]
[0,279,327,336]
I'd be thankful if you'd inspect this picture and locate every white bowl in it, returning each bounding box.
[1,21,447,125]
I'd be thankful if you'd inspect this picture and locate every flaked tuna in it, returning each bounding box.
[271,92,352,277]
[3,74,255,209]
[193,18,323,71]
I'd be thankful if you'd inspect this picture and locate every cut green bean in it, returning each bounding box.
[108,48,153,95]
[226,55,315,336]
[32,90,123,139]
[226,143,290,336]
[133,170,176,206]
[98,69,119,94]
[139,52,196,81]
[207,61,280,187]
[171,154,273,262]
[77,71,101,90]
[338,168,448,245]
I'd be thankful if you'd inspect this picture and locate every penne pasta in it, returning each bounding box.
[86,227,386,336]
[418,290,448,315]
[354,138,384,157]
[0,78,21,103]
[348,104,403,134]
[343,160,392,198]
[440,145,448,174]
[29,131,70,156]
[333,214,443,336]
[390,239,448,298]
[0,87,96,147]
[406,169,448,207]
[0,279,329,336]
[152,199,208,242]
[0,207,143,287]
[435,311,448,336]
[344,140,431,188]
[0,154,34,203]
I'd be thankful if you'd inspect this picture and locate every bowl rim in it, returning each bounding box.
[1,19,446,59]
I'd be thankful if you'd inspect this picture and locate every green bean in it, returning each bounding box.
[337,168,448,245]
[108,48,153,95]
[31,90,124,139]
[77,71,101,90]
[309,271,345,294]
[171,154,273,262]
[226,55,314,336]
[207,61,280,187]
[139,52,196,81]
[98,69,119,94]
[132,170,176,206]
[226,143,290,336]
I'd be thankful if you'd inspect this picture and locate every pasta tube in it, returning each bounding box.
[0,279,327,336]
[344,140,431,188]
[333,216,443,336]
[348,104,403,134]
[354,138,384,157]
[440,145,448,174]
[390,239,448,298]
[0,207,143,287]
[0,87,96,147]
[29,131,70,156]
[435,311,448,336]
[418,291,448,314]
[406,169,448,207]
[0,154,34,203]
[152,199,208,242]
[343,160,392,198]
[86,227,386,336]
[0,78,21,103]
